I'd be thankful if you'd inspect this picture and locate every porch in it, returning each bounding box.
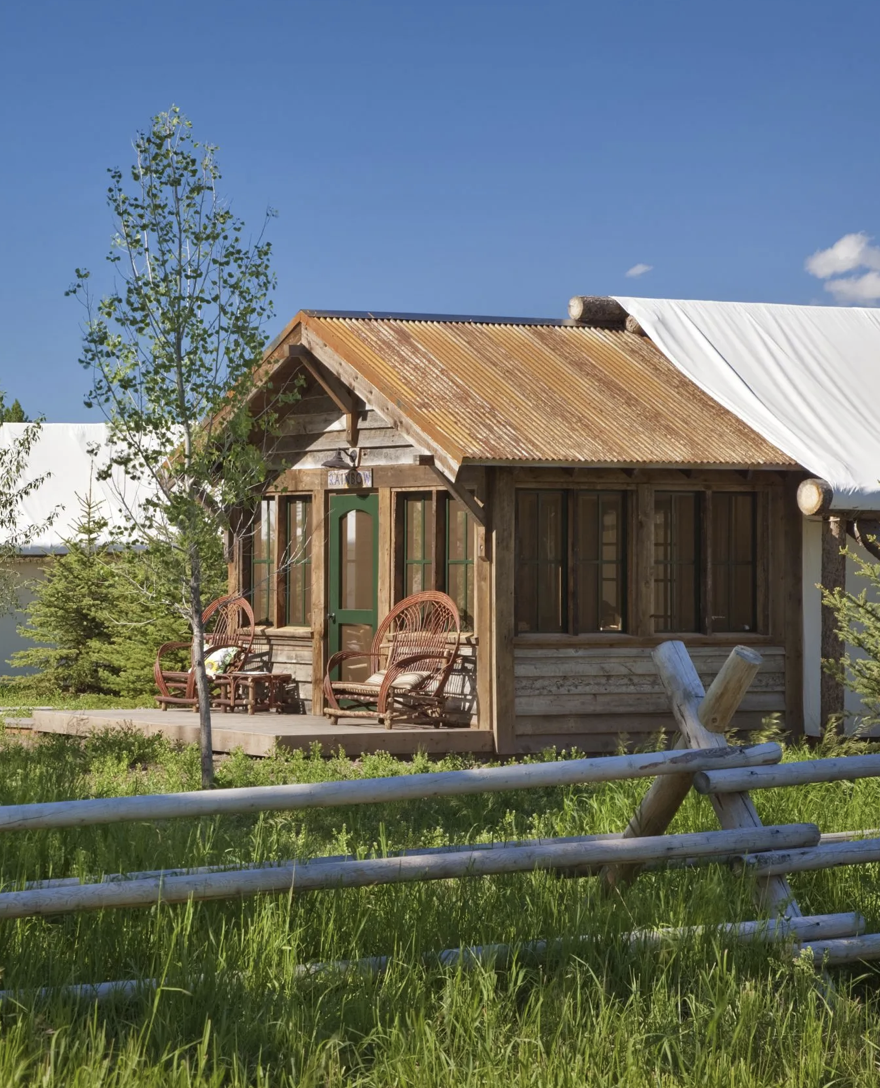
[29,707,494,758]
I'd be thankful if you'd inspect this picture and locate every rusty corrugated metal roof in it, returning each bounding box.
[297,313,797,472]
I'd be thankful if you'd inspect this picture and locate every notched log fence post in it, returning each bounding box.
[605,642,802,916]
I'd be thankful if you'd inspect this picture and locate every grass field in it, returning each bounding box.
[0,727,877,1086]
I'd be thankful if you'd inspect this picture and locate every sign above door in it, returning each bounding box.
[327,468,373,489]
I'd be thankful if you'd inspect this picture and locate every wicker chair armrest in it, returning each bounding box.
[325,650,377,674]
[156,640,193,660]
[154,642,196,699]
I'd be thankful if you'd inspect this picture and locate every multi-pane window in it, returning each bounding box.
[447,499,475,630]
[399,492,474,629]
[250,498,276,626]
[515,490,566,633]
[284,498,312,627]
[248,497,313,627]
[403,493,434,595]
[654,492,700,633]
[576,491,625,632]
[514,490,627,634]
[711,492,757,632]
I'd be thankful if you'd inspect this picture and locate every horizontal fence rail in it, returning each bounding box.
[695,755,880,795]
[738,837,880,877]
[0,743,782,834]
[0,824,819,920]
[0,912,865,1004]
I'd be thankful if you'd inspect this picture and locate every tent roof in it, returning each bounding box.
[615,297,880,511]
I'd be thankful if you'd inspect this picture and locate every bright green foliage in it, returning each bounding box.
[0,390,28,422]
[98,535,228,697]
[12,490,116,692]
[0,734,876,1084]
[822,545,880,725]
[67,105,292,783]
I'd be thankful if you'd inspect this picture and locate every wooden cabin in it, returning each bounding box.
[228,303,807,755]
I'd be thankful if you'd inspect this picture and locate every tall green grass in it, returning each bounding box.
[0,729,877,1086]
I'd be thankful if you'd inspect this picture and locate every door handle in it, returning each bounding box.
[327,612,336,623]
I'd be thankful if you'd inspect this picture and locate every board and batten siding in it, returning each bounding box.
[513,645,786,753]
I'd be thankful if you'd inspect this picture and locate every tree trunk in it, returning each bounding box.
[188,546,214,788]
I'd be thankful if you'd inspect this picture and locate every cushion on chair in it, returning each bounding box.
[203,646,238,677]
[364,669,431,691]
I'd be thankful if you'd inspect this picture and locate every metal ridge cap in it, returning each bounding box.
[302,309,576,326]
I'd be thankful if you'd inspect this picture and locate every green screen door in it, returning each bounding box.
[327,493,379,682]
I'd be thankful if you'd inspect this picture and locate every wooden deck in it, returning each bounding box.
[30,708,495,758]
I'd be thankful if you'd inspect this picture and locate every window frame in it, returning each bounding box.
[508,482,770,642]
[283,496,313,628]
[394,489,476,631]
[514,488,629,636]
[243,494,314,629]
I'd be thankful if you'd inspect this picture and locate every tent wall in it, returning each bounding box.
[0,559,45,676]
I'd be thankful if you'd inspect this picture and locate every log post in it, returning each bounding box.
[610,645,762,858]
[820,517,846,733]
[608,642,801,915]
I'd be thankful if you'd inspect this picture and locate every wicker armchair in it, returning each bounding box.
[323,591,461,729]
[154,594,256,710]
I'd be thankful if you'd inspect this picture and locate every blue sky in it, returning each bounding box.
[2,0,879,421]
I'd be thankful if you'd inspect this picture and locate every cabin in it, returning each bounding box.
[230,298,818,755]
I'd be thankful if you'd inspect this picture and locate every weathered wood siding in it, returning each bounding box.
[513,645,786,752]
[274,382,425,469]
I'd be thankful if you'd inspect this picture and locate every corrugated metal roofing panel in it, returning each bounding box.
[300,315,797,470]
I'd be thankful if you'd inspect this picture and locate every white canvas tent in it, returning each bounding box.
[0,423,151,673]
[614,297,880,512]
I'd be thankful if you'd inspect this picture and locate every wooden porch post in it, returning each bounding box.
[310,489,327,716]
[820,516,846,733]
[491,469,516,754]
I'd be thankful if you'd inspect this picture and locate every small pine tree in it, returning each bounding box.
[0,391,29,422]
[822,545,880,726]
[13,488,116,692]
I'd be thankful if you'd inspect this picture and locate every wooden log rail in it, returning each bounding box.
[737,837,880,877]
[0,743,782,834]
[695,755,880,794]
[0,824,818,921]
[0,912,865,1004]
[5,638,880,975]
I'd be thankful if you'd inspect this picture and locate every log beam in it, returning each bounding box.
[797,478,835,517]
[567,296,628,328]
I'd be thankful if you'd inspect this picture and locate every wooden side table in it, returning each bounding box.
[215,672,294,714]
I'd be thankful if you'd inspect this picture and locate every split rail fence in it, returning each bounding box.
[2,638,880,995]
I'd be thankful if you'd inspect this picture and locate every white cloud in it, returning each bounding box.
[625,263,653,278]
[804,232,880,306]
[805,232,880,279]
[823,270,880,304]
